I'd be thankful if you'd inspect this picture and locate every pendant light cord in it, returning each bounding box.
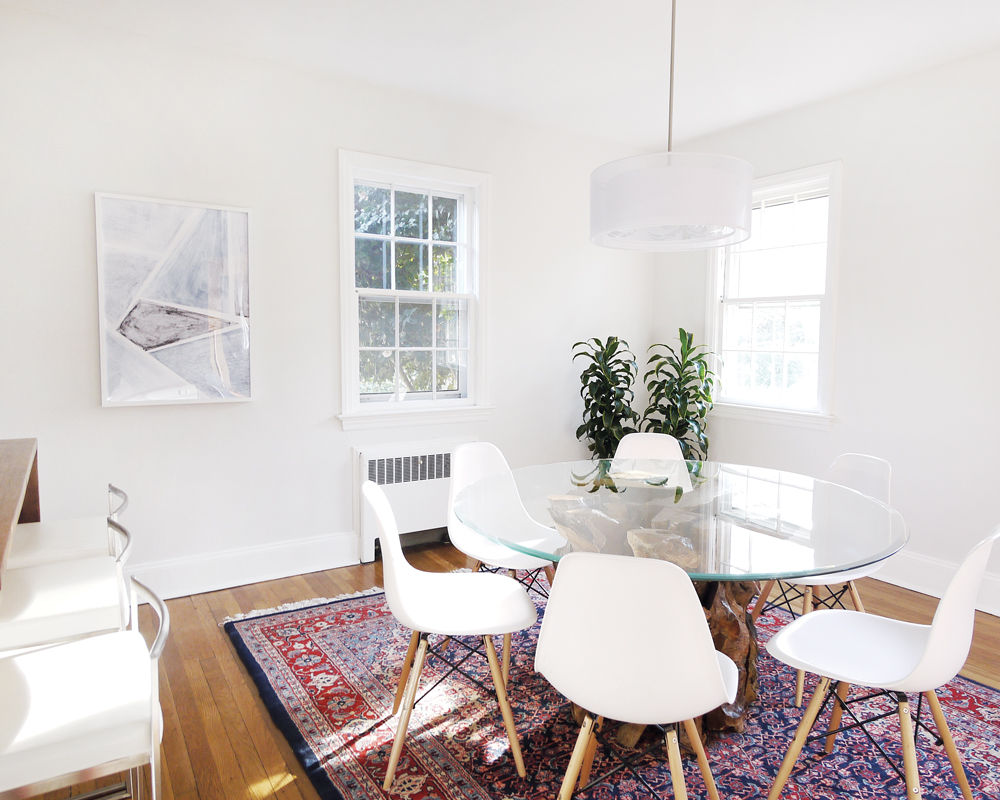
[667,0,677,151]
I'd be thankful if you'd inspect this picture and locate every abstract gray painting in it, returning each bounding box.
[95,194,251,405]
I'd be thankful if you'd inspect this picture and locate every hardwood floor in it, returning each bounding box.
[45,544,999,800]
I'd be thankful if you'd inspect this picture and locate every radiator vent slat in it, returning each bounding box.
[366,452,452,486]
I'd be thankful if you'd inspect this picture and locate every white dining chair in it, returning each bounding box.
[6,484,128,569]
[751,453,892,705]
[363,480,538,790]
[0,578,169,800]
[0,517,132,653]
[535,551,738,800]
[448,442,565,604]
[764,525,1000,800]
[613,432,684,461]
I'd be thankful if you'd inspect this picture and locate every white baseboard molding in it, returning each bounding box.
[128,531,361,600]
[870,550,1000,617]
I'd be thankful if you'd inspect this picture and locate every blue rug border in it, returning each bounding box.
[224,592,387,800]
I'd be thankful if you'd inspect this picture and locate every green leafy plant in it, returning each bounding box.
[573,337,640,459]
[642,328,716,460]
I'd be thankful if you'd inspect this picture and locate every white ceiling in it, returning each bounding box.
[11,0,1000,148]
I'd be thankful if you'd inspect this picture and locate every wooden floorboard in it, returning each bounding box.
[46,543,997,798]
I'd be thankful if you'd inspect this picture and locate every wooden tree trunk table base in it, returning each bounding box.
[695,579,759,734]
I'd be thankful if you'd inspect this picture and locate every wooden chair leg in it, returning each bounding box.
[578,716,604,789]
[897,696,922,799]
[794,586,814,707]
[665,725,689,800]
[824,681,851,753]
[683,718,720,800]
[384,636,428,790]
[751,580,776,621]
[847,581,866,612]
[393,630,421,714]
[926,690,973,800]
[544,564,557,587]
[558,713,596,800]
[501,632,512,688]
[484,635,527,777]
[767,677,831,800]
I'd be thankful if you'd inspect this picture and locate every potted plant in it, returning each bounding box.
[642,328,715,461]
[573,336,640,459]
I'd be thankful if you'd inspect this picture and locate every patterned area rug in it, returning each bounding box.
[225,590,1000,800]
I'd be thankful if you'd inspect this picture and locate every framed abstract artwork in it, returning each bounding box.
[95,194,251,406]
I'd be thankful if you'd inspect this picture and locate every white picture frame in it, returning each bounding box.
[95,193,252,406]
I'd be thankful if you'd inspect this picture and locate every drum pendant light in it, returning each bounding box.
[590,0,753,251]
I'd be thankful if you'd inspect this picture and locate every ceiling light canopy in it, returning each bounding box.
[590,0,753,251]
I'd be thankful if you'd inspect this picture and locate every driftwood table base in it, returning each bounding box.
[695,580,759,733]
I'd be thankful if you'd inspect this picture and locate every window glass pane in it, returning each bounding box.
[395,191,428,239]
[358,298,395,347]
[787,300,820,351]
[796,196,829,244]
[354,185,389,235]
[436,350,466,392]
[721,350,752,395]
[355,239,390,289]
[723,303,753,349]
[359,350,395,396]
[785,353,819,405]
[399,351,433,394]
[753,303,785,350]
[399,300,432,347]
[753,352,784,395]
[395,243,428,291]
[731,244,826,298]
[436,299,468,348]
[760,200,795,250]
[432,244,458,292]
[433,196,457,242]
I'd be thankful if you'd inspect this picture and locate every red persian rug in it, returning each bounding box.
[225,589,1000,800]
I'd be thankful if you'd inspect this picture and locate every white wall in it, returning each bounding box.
[661,47,1000,611]
[0,7,655,597]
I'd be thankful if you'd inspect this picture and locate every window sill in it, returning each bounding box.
[338,405,495,431]
[710,402,834,431]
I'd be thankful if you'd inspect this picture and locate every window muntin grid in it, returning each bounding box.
[354,182,472,403]
[719,188,830,411]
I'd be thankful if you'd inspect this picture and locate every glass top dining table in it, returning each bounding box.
[452,458,908,582]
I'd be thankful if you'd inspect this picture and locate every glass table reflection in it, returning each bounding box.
[452,459,908,582]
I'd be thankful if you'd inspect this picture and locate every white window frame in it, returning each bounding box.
[706,162,841,431]
[338,150,493,430]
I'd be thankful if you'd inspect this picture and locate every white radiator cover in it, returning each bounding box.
[355,438,474,563]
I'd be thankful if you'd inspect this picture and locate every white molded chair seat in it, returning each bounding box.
[449,442,565,572]
[764,526,1000,800]
[363,480,537,790]
[0,579,168,800]
[752,453,892,705]
[0,556,125,652]
[613,432,684,461]
[7,485,127,569]
[393,568,540,636]
[535,552,737,800]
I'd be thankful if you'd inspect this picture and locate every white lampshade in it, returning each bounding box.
[590,152,754,250]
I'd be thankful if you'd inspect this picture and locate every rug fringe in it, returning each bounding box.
[218,586,386,625]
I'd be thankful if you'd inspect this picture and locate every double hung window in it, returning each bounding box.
[339,151,491,429]
[708,163,840,427]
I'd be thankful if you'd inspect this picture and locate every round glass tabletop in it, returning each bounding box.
[452,459,908,581]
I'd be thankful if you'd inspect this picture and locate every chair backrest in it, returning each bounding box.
[894,525,1000,692]
[448,442,511,557]
[823,453,891,505]
[362,480,424,630]
[108,484,128,520]
[534,552,734,724]
[614,432,684,461]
